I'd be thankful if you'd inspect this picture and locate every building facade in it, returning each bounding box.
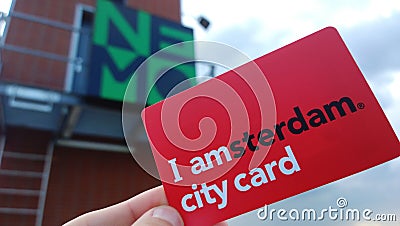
[0,0,187,225]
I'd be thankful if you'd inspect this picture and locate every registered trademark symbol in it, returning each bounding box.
[357,102,365,109]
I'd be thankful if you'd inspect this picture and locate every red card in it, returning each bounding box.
[141,27,399,225]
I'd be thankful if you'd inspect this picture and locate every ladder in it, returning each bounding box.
[0,134,54,226]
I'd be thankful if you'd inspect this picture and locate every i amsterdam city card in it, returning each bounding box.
[141,27,399,225]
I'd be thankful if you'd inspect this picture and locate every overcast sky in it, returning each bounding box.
[0,0,398,225]
[182,0,400,225]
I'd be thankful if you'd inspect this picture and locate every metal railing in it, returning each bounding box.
[0,10,85,62]
[0,3,91,111]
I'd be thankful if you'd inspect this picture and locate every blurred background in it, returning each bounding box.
[0,0,399,225]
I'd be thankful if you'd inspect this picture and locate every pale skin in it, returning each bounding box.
[64,185,228,226]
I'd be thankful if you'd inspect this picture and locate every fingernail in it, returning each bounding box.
[152,206,184,226]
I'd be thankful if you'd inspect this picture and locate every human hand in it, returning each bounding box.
[63,185,227,226]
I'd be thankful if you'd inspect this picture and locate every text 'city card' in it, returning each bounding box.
[141,27,399,225]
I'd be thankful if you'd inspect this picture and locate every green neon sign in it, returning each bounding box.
[89,0,196,105]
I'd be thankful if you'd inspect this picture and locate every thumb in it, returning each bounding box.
[132,205,184,226]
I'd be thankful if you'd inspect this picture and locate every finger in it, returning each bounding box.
[64,185,168,226]
[214,221,229,226]
[132,205,183,226]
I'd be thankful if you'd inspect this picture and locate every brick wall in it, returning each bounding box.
[1,0,181,90]
[43,146,160,225]
[0,0,180,224]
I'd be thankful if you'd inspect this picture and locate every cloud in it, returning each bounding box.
[341,12,400,126]
[352,222,384,226]
[341,12,400,78]
[204,10,400,112]
[206,19,285,58]
[386,73,400,135]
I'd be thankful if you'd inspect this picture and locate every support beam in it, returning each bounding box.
[56,139,130,153]
[61,106,82,138]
